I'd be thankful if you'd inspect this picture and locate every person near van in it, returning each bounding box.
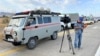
[74,19,84,49]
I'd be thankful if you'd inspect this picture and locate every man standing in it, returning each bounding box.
[74,19,84,49]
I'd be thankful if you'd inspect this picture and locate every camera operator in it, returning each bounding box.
[74,19,84,49]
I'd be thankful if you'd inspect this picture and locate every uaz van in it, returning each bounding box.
[3,10,61,49]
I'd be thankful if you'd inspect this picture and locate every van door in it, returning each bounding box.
[42,16,52,36]
[23,17,37,44]
[36,16,47,39]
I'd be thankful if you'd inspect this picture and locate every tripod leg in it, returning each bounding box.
[67,30,75,55]
[67,36,71,50]
[66,30,72,50]
[70,39,75,55]
[69,40,71,50]
[59,29,66,53]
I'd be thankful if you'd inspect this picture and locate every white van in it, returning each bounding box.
[3,10,61,49]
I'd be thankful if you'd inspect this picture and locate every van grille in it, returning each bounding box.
[5,35,13,39]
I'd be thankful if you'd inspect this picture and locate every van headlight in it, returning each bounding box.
[12,31,17,36]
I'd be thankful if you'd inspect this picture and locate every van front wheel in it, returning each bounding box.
[26,37,37,49]
[51,32,57,40]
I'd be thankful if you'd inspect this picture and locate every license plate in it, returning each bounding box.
[8,39,14,42]
[6,31,10,34]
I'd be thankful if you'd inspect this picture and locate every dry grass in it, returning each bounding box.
[1,18,9,28]
[0,32,4,41]
[0,29,5,41]
[0,24,7,28]
[0,17,9,40]
[0,19,3,23]
[0,17,10,23]
[0,18,8,28]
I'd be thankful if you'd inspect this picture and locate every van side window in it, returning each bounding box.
[27,18,36,26]
[37,17,43,24]
[31,18,36,25]
[43,17,51,23]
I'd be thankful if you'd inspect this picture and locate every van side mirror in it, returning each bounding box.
[22,28,26,30]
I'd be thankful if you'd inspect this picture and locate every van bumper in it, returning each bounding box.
[3,39,21,43]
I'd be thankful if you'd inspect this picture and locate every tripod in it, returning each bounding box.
[59,28,75,55]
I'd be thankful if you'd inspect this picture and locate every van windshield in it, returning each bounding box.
[8,17,25,27]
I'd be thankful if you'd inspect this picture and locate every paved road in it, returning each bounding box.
[0,22,100,56]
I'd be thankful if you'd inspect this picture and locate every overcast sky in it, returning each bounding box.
[0,0,100,16]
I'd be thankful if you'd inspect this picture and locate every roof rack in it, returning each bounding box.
[15,10,61,15]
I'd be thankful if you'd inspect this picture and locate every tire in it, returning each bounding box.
[51,32,57,40]
[61,26,64,31]
[26,37,37,49]
[12,42,21,46]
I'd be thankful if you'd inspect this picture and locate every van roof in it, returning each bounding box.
[13,15,28,18]
[15,10,61,16]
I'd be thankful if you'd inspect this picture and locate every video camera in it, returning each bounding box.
[61,15,71,24]
[61,15,71,29]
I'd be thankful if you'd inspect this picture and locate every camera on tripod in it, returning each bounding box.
[61,15,71,29]
[59,14,75,55]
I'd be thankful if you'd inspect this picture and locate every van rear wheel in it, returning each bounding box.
[26,37,37,49]
[51,32,57,40]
